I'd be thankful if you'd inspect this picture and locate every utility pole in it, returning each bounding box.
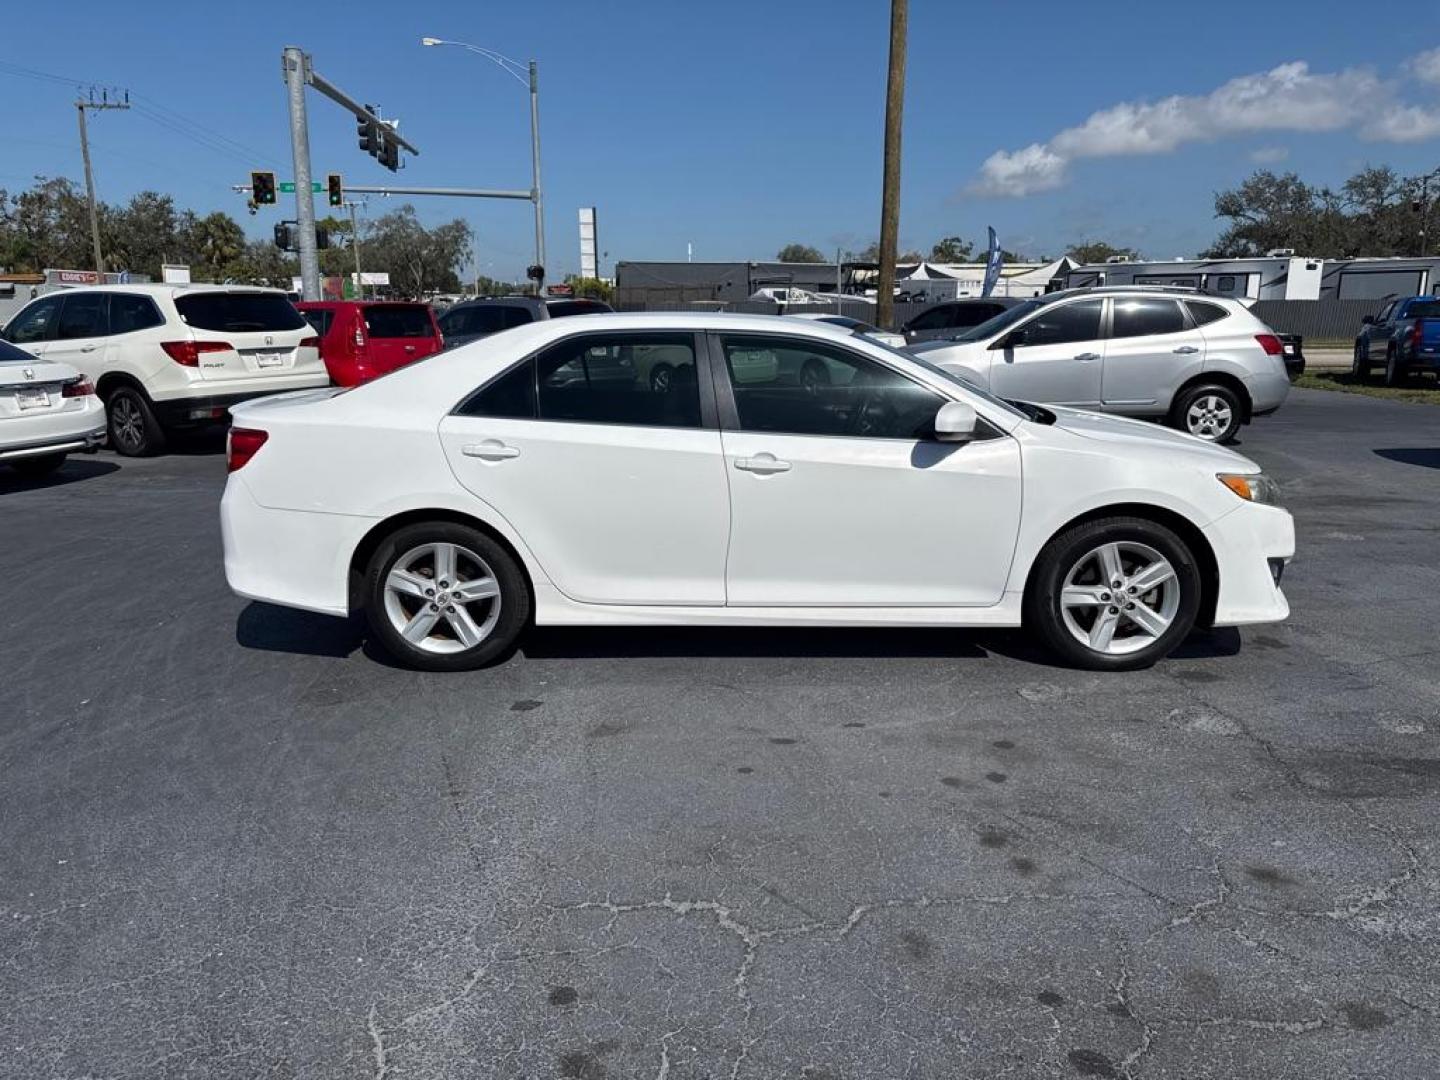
[282,47,322,301]
[346,200,365,298]
[528,60,546,292]
[76,89,130,276]
[876,0,908,331]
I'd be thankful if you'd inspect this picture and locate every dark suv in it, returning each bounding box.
[902,298,1024,344]
[436,296,614,350]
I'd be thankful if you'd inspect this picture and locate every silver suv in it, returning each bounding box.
[907,287,1291,442]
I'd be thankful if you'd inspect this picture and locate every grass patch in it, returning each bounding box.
[1295,372,1440,404]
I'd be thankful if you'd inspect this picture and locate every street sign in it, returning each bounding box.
[278,181,324,194]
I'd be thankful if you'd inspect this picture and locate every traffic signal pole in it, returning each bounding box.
[283,47,322,301]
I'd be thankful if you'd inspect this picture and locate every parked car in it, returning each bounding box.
[907,288,1290,443]
[297,301,444,386]
[1279,334,1305,381]
[786,312,906,348]
[222,312,1293,674]
[436,296,613,350]
[1352,296,1440,385]
[0,337,105,476]
[903,298,1023,344]
[0,284,326,456]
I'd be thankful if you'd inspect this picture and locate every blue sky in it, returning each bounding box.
[4,2,1440,280]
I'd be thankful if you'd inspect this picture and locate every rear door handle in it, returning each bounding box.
[1173,345,1200,355]
[462,440,520,461]
[734,453,791,475]
[79,344,99,353]
[1074,352,1100,362]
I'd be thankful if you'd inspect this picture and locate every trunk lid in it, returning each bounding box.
[174,290,324,382]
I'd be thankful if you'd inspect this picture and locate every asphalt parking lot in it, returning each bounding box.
[2,387,1438,1079]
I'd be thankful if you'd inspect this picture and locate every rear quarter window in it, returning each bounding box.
[176,292,305,332]
[363,305,435,338]
[1184,301,1229,327]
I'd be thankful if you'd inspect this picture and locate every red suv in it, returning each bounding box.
[296,301,444,386]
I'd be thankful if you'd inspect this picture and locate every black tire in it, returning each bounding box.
[1351,342,1370,381]
[649,363,674,393]
[364,521,530,672]
[1384,347,1405,388]
[1169,382,1242,443]
[106,385,167,457]
[1024,516,1202,672]
[9,452,66,478]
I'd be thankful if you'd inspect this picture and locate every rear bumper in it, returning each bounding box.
[153,384,330,425]
[1203,501,1294,626]
[0,427,105,461]
[0,406,107,460]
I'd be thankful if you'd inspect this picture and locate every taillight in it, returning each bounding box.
[62,377,95,398]
[227,427,269,472]
[1411,320,1424,350]
[161,340,232,366]
[299,335,321,351]
[1254,334,1283,357]
[353,325,365,348]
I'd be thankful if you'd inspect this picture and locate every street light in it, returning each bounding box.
[421,36,545,288]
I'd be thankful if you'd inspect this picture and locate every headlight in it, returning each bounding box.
[1217,472,1283,506]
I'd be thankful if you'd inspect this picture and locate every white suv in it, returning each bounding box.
[907,288,1291,442]
[0,285,328,455]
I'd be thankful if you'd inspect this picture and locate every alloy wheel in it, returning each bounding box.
[1059,541,1180,656]
[111,396,144,452]
[381,542,502,655]
[1184,394,1232,440]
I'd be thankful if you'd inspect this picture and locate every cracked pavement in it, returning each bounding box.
[1,388,1438,1078]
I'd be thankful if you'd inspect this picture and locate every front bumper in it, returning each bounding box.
[1202,501,1294,626]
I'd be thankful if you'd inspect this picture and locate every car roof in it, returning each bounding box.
[44,283,288,298]
[935,297,1023,306]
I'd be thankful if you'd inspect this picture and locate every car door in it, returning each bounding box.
[712,333,1022,607]
[438,330,730,606]
[987,298,1104,406]
[3,294,64,357]
[1101,297,1204,411]
[1368,301,1397,361]
[45,292,111,379]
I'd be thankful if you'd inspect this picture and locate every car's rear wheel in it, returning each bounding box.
[1171,383,1241,443]
[1352,343,1370,381]
[106,386,167,457]
[1384,347,1405,388]
[9,452,66,478]
[364,522,530,671]
[1026,516,1202,671]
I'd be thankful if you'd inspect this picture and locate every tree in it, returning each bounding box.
[776,243,825,263]
[177,211,246,282]
[929,236,974,262]
[361,206,473,296]
[4,177,93,272]
[1066,240,1141,265]
[564,275,615,303]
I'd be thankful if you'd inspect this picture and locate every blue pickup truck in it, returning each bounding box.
[1353,296,1440,385]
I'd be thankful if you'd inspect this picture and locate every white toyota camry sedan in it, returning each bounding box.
[220,313,1293,672]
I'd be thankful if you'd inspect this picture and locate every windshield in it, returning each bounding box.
[952,298,1045,342]
[865,338,1028,421]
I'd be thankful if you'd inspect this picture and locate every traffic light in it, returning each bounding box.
[251,171,277,206]
[316,229,331,251]
[526,264,545,283]
[273,222,294,251]
[379,136,399,172]
[327,174,343,207]
[357,106,376,154]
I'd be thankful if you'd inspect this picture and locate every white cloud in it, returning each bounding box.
[970,53,1440,197]
[1410,47,1440,85]
[1249,146,1289,164]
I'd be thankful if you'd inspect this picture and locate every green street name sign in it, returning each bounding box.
[278,182,324,193]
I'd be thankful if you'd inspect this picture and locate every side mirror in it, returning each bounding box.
[997,328,1027,349]
[934,400,978,443]
[1360,315,1375,325]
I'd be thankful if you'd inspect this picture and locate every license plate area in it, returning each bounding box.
[255,351,285,368]
[17,388,49,410]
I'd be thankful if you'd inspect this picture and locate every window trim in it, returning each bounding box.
[451,329,717,431]
[705,330,966,443]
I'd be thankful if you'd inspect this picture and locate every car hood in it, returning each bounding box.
[1044,405,1259,470]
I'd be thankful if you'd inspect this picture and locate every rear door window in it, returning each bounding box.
[56,292,109,339]
[176,292,305,332]
[906,307,950,331]
[109,294,164,334]
[363,305,435,338]
[1111,298,1186,339]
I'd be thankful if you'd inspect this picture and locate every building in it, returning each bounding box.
[1059,255,1440,301]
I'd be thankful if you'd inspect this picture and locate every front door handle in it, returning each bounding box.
[734,453,791,475]
[462,440,520,461]
[79,344,99,353]
[1074,352,1100,362]
[1173,345,1200,355]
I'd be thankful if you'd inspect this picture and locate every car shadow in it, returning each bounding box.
[235,602,365,659]
[1374,447,1440,469]
[0,458,120,492]
[168,427,229,456]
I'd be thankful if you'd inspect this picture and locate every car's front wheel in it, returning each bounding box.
[1026,516,1202,671]
[1352,343,1370,381]
[1171,383,1242,443]
[106,386,167,457]
[364,522,530,671]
